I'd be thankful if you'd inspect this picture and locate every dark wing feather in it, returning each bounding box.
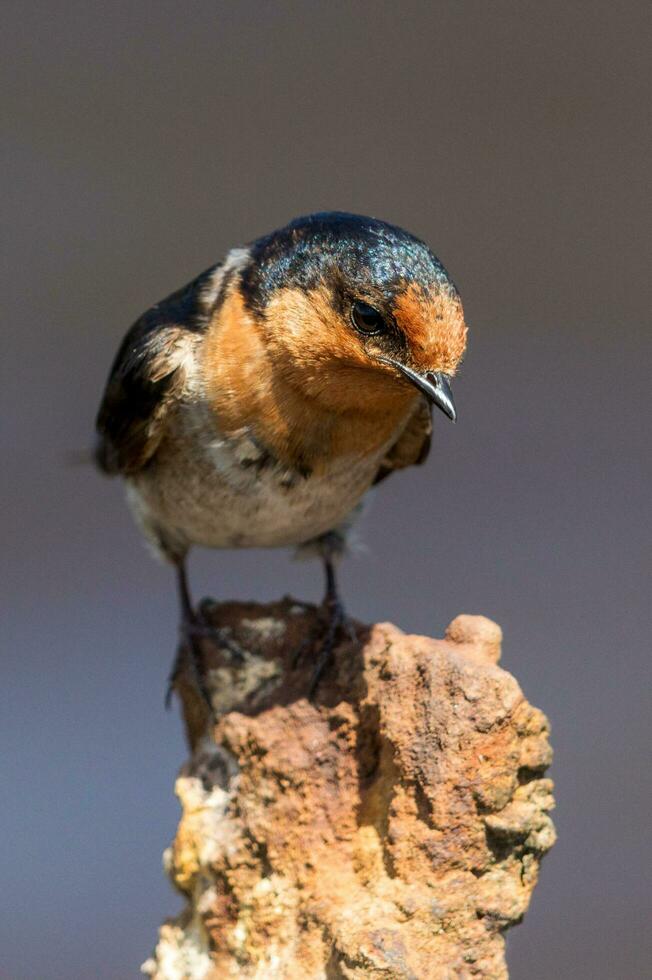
[373,398,432,485]
[95,265,218,475]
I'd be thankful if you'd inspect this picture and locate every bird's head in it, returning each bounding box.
[238,212,467,421]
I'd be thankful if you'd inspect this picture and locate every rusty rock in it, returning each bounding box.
[142,599,555,979]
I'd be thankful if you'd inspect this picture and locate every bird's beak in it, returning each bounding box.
[381,359,457,422]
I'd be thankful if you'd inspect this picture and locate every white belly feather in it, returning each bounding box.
[125,403,395,558]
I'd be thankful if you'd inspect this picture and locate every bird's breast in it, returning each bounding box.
[128,402,394,552]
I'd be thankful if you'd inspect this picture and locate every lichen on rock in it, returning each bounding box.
[143,600,555,979]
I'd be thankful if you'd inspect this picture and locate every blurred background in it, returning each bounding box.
[2,2,650,977]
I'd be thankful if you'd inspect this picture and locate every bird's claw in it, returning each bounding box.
[166,633,213,712]
[166,612,245,711]
[180,617,245,663]
[293,597,356,698]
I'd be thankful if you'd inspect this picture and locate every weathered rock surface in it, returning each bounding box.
[142,599,555,979]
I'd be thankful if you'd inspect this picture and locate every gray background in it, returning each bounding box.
[2,2,650,977]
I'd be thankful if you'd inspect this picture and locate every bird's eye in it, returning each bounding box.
[351,300,386,336]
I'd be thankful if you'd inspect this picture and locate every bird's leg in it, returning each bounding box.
[294,554,356,697]
[166,559,211,709]
[166,559,243,709]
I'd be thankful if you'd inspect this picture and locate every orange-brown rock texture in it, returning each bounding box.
[142,599,555,980]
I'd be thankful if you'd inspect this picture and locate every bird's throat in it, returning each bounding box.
[202,288,416,475]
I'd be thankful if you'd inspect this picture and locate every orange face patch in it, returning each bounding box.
[262,286,414,411]
[201,284,417,471]
[392,284,467,376]
[263,285,363,370]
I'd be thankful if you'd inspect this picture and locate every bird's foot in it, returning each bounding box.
[294,596,356,698]
[166,607,245,709]
[183,607,246,664]
[166,632,212,712]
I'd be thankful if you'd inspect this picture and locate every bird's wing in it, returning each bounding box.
[95,265,219,475]
[373,397,432,485]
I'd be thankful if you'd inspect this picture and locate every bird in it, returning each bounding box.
[95,211,467,703]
